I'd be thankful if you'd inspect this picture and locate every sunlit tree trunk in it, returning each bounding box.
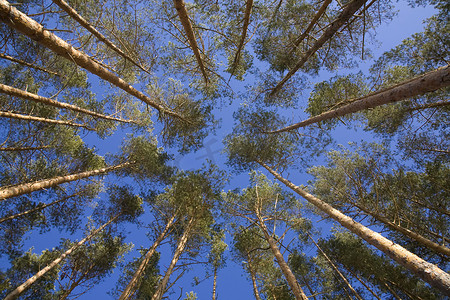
[0,145,50,152]
[119,215,176,300]
[229,0,253,77]
[268,65,450,133]
[0,111,93,130]
[248,262,262,300]
[0,83,135,124]
[151,218,194,300]
[0,162,131,201]
[3,214,120,300]
[0,0,186,121]
[270,0,368,96]
[259,161,450,294]
[173,0,208,83]
[212,265,217,300]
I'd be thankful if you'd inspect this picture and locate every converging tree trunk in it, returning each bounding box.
[259,161,450,295]
[248,262,262,300]
[0,83,135,124]
[119,215,176,300]
[0,0,186,121]
[0,162,131,201]
[0,111,93,130]
[151,218,194,300]
[269,0,368,96]
[173,0,209,83]
[0,53,63,77]
[3,214,120,300]
[268,65,450,133]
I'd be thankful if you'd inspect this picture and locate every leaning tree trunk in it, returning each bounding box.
[3,214,120,300]
[119,215,176,300]
[0,111,93,130]
[259,161,450,295]
[269,0,368,96]
[173,0,209,83]
[247,261,262,300]
[151,218,194,300]
[0,162,131,201]
[268,65,450,133]
[257,218,308,300]
[0,53,62,77]
[212,265,217,300]
[353,202,450,257]
[51,0,148,74]
[0,83,135,124]
[0,0,186,122]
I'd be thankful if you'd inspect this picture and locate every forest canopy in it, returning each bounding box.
[0,0,448,299]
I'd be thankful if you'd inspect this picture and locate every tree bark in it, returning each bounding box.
[119,215,176,300]
[0,111,93,130]
[229,0,253,78]
[0,0,186,122]
[269,0,368,96]
[268,65,450,133]
[151,217,194,300]
[353,202,450,257]
[0,83,135,124]
[51,0,149,74]
[212,265,217,300]
[248,261,262,300]
[0,162,131,201]
[259,161,450,295]
[0,193,78,224]
[173,0,209,83]
[0,145,50,151]
[257,220,308,300]
[3,214,119,300]
[0,52,62,77]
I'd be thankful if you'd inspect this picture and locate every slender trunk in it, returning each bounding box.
[51,0,149,74]
[229,0,253,78]
[59,262,96,300]
[346,268,382,300]
[383,281,403,300]
[0,145,50,151]
[151,218,194,300]
[173,0,208,83]
[308,234,363,300]
[353,203,450,257]
[0,83,135,124]
[0,0,185,121]
[258,219,308,300]
[0,52,62,77]
[119,215,176,300]
[269,0,368,96]
[4,214,120,300]
[0,111,93,130]
[0,193,78,224]
[0,162,131,201]
[259,161,450,295]
[290,0,332,52]
[248,261,262,300]
[409,198,450,217]
[212,265,217,300]
[268,65,450,133]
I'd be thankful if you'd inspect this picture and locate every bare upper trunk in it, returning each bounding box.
[229,0,253,77]
[0,83,135,124]
[4,214,119,300]
[212,265,217,300]
[269,0,368,96]
[0,111,93,130]
[119,215,176,300]
[268,65,450,133]
[0,0,185,121]
[248,261,262,300]
[0,162,131,201]
[259,161,450,295]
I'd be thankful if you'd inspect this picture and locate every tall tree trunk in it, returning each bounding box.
[257,219,308,300]
[151,218,194,300]
[269,0,368,96]
[247,261,262,300]
[119,215,176,300]
[0,0,186,122]
[51,0,149,74]
[353,202,450,257]
[212,265,217,300]
[308,234,363,300]
[0,83,135,124]
[346,268,382,300]
[229,0,253,78]
[0,111,93,130]
[259,161,450,295]
[173,0,209,83]
[0,53,62,77]
[268,65,450,133]
[3,214,120,300]
[59,263,96,300]
[0,162,131,201]
[0,193,78,224]
[0,145,50,151]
